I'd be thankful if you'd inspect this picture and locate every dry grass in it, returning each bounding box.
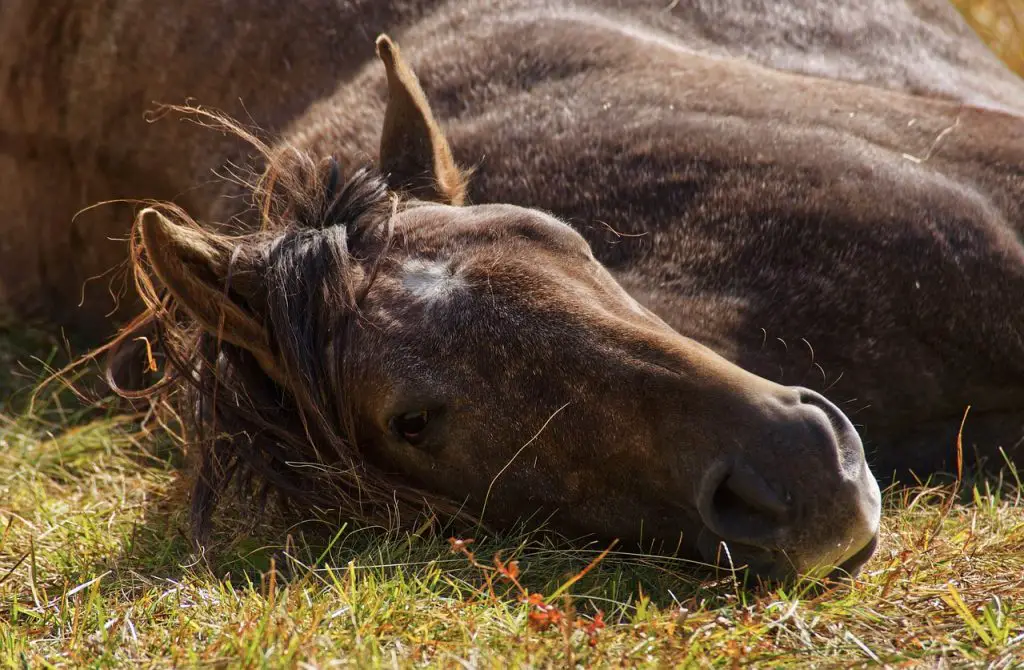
[955,0,1024,75]
[4,1,1024,667]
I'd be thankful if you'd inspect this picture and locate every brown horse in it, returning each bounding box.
[5,0,1024,580]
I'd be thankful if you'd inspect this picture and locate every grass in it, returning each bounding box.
[954,0,1024,76]
[5,1,1024,666]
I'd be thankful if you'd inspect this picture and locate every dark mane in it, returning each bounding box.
[104,122,461,545]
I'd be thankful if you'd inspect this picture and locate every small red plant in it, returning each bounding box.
[448,536,615,648]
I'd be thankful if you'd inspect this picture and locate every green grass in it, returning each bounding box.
[1,332,1024,668]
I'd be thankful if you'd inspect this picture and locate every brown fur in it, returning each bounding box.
[3,0,1023,578]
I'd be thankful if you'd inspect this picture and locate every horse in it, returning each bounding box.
[4,0,1024,581]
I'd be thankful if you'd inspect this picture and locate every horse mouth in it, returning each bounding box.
[697,528,880,582]
[696,528,782,579]
[827,533,879,581]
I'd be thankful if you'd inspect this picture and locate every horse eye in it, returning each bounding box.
[391,410,431,444]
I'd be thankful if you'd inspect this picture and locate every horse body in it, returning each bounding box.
[3,0,1024,577]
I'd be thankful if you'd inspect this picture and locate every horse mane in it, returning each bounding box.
[99,108,468,545]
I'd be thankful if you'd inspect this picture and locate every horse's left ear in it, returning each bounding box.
[375,34,468,205]
[138,209,288,386]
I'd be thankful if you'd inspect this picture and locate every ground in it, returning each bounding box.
[4,1,1024,667]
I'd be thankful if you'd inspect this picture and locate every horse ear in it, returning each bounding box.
[375,34,467,205]
[138,209,286,385]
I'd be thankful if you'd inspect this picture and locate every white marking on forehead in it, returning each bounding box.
[401,259,467,302]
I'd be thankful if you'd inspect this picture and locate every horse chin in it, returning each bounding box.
[695,527,879,584]
[696,527,785,581]
[827,533,879,581]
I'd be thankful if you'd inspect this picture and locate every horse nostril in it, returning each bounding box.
[700,465,789,545]
[798,388,848,431]
[795,387,867,475]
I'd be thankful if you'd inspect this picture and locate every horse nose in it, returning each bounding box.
[695,386,881,578]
